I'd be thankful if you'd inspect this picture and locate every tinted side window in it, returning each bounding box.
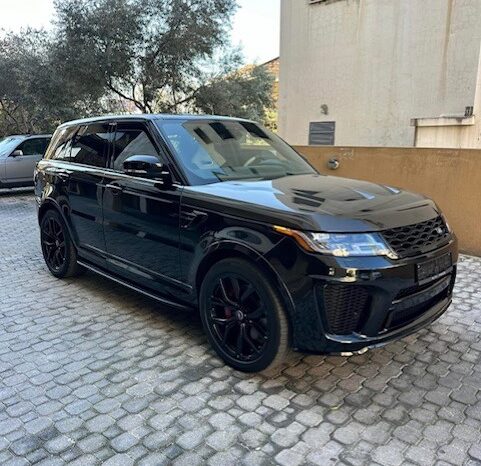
[49,127,77,161]
[70,124,111,168]
[18,138,50,156]
[112,126,159,171]
[37,138,51,155]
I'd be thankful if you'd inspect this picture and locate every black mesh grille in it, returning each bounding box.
[382,217,451,258]
[323,285,370,335]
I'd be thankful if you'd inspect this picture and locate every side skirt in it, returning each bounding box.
[77,260,194,312]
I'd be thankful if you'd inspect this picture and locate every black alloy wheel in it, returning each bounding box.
[40,209,82,278]
[41,216,66,272]
[200,258,289,372]
[208,275,268,361]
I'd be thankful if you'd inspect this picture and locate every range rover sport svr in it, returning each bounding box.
[35,115,458,372]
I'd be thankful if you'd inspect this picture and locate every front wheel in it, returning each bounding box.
[40,209,82,278]
[199,258,290,372]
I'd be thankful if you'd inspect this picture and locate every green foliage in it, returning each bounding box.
[0,30,106,136]
[53,0,239,112]
[0,0,276,137]
[193,65,275,122]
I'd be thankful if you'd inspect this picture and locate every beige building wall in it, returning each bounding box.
[279,0,481,147]
[413,47,481,148]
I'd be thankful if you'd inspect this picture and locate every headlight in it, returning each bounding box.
[273,226,397,259]
[440,213,453,233]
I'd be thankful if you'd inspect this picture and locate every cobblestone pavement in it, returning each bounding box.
[0,191,481,466]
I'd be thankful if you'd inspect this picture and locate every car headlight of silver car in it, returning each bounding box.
[274,226,398,259]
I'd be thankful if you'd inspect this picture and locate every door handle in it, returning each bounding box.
[106,183,123,195]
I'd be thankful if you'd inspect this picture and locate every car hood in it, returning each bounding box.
[182,174,441,232]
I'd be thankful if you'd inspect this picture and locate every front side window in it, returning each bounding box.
[112,125,160,171]
[70,124,111,168]
[156,119,316,185]
[18,137,51,156]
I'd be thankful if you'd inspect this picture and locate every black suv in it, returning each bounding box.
[35,115,458,372]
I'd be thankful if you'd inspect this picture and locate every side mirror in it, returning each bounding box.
[11,149,23,157]
[122,155,172,185]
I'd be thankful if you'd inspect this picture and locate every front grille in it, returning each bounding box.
[323,285,370,335]
[382,216,451,258]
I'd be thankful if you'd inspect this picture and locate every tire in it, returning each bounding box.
[40,209,82,278]
[199,258,290,372]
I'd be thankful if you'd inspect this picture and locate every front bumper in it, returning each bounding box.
[321,294,452,355]
[268,237,458,354]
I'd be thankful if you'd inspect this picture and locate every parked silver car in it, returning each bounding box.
[0,134,51,188]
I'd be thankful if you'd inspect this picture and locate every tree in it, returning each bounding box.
[0,29,110,136]
[0,0,276,137]
[193,64,274,123]
[0,30,56,135]
[54,0,235,112]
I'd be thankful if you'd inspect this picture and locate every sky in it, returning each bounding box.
[0,0,280,64]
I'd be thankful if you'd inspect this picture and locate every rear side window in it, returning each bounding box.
[70,124,111,168]
[112,125,159,171]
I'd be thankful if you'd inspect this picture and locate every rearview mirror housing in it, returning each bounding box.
[11,149,23,157]
[122,155,172,186]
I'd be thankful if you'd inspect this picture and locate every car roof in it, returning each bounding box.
[3,134,52,139]
[57,113,255,129]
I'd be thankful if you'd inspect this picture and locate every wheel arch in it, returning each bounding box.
[38,199,77,248]
[194,241,296,326]
[38,199,68,223]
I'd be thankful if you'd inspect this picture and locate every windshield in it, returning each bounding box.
[0,137,22,156]
[156,119,316,185]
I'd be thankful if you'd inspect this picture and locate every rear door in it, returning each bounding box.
[67,123,112,254]
[102,121,184,297]
[5,137,50,183]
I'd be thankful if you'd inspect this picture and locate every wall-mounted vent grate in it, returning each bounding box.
[309,122,336,145]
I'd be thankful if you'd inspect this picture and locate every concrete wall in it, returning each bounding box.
[280,0,481,147]
[414,47,481,148]
[414,120,481,149]
[295,145,481,256]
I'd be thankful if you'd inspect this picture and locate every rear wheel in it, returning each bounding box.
[40,209,82,278]
[199,258,290,372]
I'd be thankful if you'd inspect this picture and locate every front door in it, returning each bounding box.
[5,137,50,184]
[102,122,184,297]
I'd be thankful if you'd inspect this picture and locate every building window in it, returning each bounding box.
[309,122,336,145]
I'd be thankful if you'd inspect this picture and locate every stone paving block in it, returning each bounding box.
[176,426,211,450]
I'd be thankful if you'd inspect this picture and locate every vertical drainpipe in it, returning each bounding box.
[472,42,481,147]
